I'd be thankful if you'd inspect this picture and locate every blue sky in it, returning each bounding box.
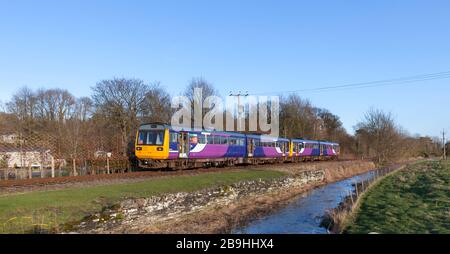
[1,0,449,137]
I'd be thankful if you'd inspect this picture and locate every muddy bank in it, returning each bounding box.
[72,160,375,234]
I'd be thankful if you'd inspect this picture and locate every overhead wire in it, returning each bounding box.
[249,70,450,95]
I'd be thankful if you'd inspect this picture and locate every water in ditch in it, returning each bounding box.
[233,169,383,234]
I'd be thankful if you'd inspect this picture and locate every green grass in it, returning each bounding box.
[0,169,285,233]
[344,160,450,234]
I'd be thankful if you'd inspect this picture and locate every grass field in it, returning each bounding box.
[344,160,450,234]
[0,169,285,233]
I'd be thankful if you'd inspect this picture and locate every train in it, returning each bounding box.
[134,123,340,169]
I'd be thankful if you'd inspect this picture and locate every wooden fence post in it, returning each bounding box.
[106,157,110,175]
[28,163,32,179]
[73,159,77,176]
[51,157,55,178]
[349,190,354,207]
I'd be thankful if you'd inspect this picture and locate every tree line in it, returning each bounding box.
[0,77,445,165]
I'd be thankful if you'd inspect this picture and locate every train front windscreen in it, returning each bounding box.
[137,130,165,146]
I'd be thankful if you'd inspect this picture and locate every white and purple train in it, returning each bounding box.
[134,123,340,169]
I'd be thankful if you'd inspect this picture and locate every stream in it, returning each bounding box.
[233,169,383,234]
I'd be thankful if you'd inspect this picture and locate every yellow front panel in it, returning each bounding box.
[289,141,294,157]
[135,129,170,160]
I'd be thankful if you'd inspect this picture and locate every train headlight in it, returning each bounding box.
[157,147,164,151]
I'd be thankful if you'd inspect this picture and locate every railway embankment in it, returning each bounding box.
[73,160,376,234]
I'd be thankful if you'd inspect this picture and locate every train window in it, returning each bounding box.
[213,135,221,144]
[138,130,165,146]
[220,136,228,145]
[170,133,178,143]
[198,135,207,144]
[229,138,237,145]
[190,135,198,145]
[207,135,214,144]
[239,139,245,146]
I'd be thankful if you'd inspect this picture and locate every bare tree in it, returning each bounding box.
[34,88,76,122]
[183,77,219,129]
[279,94,316,139]
[6,87,38,136]
[91,78,150,155]
[317,109,343,140]
[140,83,172,123]
[355,108,403,164]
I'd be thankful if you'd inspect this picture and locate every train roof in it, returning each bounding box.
[320,141,340,145]
[246,134,289,142]
[291,139,319,143]
[291,139,339,145]
[193,130,247,138]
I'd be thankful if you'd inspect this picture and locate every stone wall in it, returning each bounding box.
[74,170,325,233]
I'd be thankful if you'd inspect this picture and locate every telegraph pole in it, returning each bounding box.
[443,129,447,160]
[229,91,249,131]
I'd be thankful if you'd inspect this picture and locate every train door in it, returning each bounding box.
[298,142,304,156]
[179,132,189,158]
[247,138,255,157]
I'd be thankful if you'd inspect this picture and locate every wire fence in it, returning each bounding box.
[0,130,130,181]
